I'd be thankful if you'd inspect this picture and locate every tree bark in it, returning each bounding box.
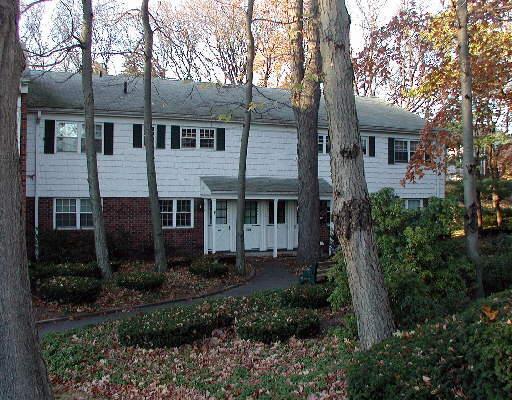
[318,0,395,350]
[289,0,321,267]
[81,0,111,279]
[0,1,54,398]
[235,0,255,276]
[142,0,167,272]
[455,0,483,297]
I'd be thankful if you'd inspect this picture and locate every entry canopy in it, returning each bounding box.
[200,176,333,199]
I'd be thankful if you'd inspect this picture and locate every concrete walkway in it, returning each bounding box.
[37,259,296,337]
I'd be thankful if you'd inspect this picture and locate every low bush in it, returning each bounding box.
[345,290,512,400]
[236,308,320,343]
[38,230,95,263]
[38,276,102,303]
[167,256,192,268]
[118,302,232,348]
[189,256,228,278]
[482,252,512,294]
[116,271,165,291]
[30,262,102,282]
[281,283,334,309]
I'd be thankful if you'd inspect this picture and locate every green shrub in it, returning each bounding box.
[281,283,334,309]
[236,308,320,343]
[38,230,95,263]
[30,262,102,282]
[482,252,512,294]
[189,256,229,278]
[116,271,165,291]
[167,256,192,268]
[118,302,232,348]
[39,276,102,303]
[345,290,512,400]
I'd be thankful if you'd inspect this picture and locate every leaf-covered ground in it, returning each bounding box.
[33,262,249,321]
[44,316,348,399]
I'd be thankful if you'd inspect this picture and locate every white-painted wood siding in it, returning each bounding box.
[25,112,444,199]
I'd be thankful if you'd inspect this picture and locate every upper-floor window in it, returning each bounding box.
[394,139,419,163]
[180,127,217,149]
[159,199,194,228]
[181,128,197,148]
[318,134,330,154]
[200,128,215,148]
[360,136,368,156]
[56,121,103,153]
[54,198,93,229]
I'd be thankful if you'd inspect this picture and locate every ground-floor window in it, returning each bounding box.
[268,200,286,224]
[244,201,258,224]
[404,198,422,210]
[159,199,194,228]
[54,198,93,229]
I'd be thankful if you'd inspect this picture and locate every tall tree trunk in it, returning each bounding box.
[289,0,321,267]
[0,1,54,398]
[235,0,256,275]
[319,0,395,350]
[455,0,483,297]
[142,0,167,272]
[81,0,111,279]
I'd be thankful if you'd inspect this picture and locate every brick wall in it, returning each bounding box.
[26,197,205,261]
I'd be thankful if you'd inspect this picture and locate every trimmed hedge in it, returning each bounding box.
[39,276,102,303]
[118,302,232,348]
[236,308,321,343]
[189,256,228,278]
[281,284,334,309]
[345,290,512,400]
[116,271,165,291]
[30,262,102,282]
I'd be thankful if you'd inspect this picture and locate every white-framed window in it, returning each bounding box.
[181,128,197,149]
[394,139,420,163]
[56,121,103,153]
[318,133,329,154]
[54,198,94,229]
[360,136,368,156]
[159,199,194,228]
[199,128,215,148]
[208,200,228,225]
[404,198,422,210]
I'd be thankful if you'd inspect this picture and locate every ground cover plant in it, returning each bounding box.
[32,259,249,321]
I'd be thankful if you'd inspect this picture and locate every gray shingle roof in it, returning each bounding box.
[23,70,424,133]
[201,176,332,197]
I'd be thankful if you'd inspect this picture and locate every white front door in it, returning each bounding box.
[244,200,260,250]
[266,200,288,249]
[208,200,230,251]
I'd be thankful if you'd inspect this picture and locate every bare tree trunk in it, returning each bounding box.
[289,0,321,266]
[319,0,395,350]
[81,0,111,279]
[235,0,256,276]
[455,0,483,297]
[0,1,54,398]
[142,0,167,272]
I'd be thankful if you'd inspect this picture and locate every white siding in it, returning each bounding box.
[25,112,444,199]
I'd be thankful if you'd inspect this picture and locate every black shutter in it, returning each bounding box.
[388,138,395,164]
[216,128,225,151]
[133,124,142,148]
[156,125,166,149]
[369,136,375,157]
[171,125,181,149]
[104,123,114,155]
[44,120,55,154]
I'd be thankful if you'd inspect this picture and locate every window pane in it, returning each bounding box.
[80,198,92,213]
[199,128,215,148]
[56,123,79,152]
[269,200,285,224]
[80,213,93,227]
[56,199,76,213]
[360,136,368,155]
[244,201,257,224]
[394,140,409,163]
[81,124,103,153]
[56,212,76,228]
[407,199,421,210]
[318,135,324,154]
[159,200,173,227]
[216,200,227,224]
[410,140,419,159]
[176,200,192,227]
[181,128,197,148]
[325,135,330,153]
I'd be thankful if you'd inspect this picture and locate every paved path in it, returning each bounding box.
[37,259,296,337]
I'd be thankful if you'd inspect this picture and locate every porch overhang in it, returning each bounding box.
[200,176,333,200]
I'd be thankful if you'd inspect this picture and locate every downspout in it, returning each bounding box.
[35,111,41,260]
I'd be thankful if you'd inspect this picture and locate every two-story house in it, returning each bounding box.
[20,70,444,260]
